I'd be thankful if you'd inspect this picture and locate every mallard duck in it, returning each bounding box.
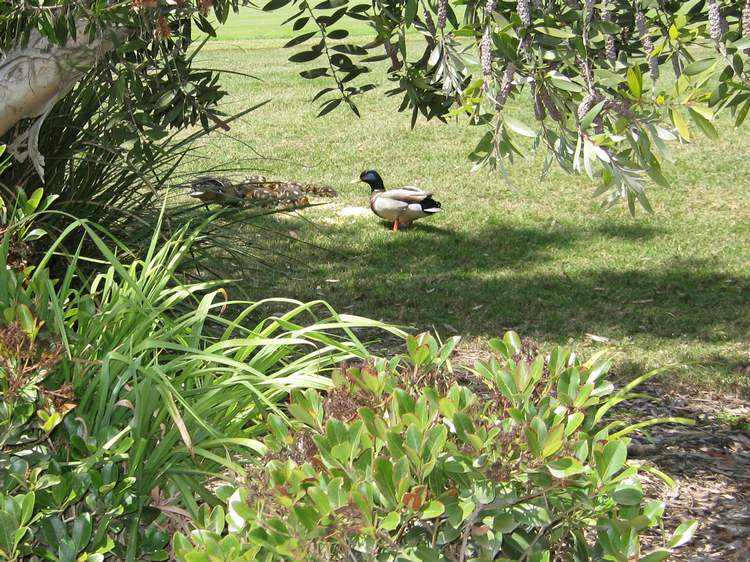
[305,183,338,197]
[236,176,274,202]
[273,181,309,208]
[244,174,267,184]
[357,169,442,231]
[237,184,276,202]
[188,175,241,207]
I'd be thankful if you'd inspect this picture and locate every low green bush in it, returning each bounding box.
[174,333,697,562]
[0,192,407,562]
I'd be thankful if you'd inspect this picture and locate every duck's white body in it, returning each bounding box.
[359,170,442,230]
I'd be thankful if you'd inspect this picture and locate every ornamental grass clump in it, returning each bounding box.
[176,332,697,562]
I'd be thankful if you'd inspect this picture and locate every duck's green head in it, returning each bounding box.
[359,169,385,191]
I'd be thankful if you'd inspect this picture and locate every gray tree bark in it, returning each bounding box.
[0,21,128,180]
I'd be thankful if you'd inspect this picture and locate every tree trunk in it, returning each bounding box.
[0,21,128,178]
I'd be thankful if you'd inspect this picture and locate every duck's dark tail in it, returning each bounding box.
[421,196,442,213]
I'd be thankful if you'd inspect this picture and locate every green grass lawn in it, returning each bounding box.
[204,3,377,40]
[184,14,750,393]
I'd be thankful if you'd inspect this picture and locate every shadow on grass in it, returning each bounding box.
[269,218,749,354]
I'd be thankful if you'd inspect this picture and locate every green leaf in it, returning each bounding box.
[646,167,671,188]
[512,502,552,526]
[668,520,698,548]
[534,26,576,38]
[318,98,342,117]
[27,188,44,211]
[504,116,537,137]
[307,486,331,516]
[452,412,475,442]
[638,551,672,562]
[503,331,521,354]
[289,50,323,63]
[379,511,400,531]
[331,43,367,55]
[670,108,690,141]
[420,501,445,519]
[580,100,606,131]
[627,66,643,99]
[20,493,35,527]
[292,16,309,30]
[0,512,16,556]
[155,90,176,109]
[688,107,719,140]
[548,75,584,92]
[682,58,716,76]
[327,29,349,40]
[331,441,352,462]
[72,513,92,553]
[285,32,318,48]
[591,20,621,34]
[404,0,418,27]
[263,0,292,10]
[735,97,750,127]
[293,504,321,531]
[17,304,35,334]
[597,440,627,482]
[609,477,643,505]
[546,457,584,478]
[40,517,66,553]
[287,403,316,426]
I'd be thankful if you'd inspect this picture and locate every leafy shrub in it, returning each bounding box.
[174,333,697,562]
[0,198,407,562]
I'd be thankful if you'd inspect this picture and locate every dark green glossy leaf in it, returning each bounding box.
[263,0,293,11]
[327,29,349,39]
[311,87,335,101]
[289,50,323,63]
[293,16,309,30]
[331,43,367,55]
[285,31,318,48]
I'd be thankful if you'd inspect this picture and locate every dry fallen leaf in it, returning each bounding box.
[585,333,610,343]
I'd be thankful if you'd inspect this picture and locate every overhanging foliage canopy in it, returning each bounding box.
[281,0,750,211]
[2,0,749,212]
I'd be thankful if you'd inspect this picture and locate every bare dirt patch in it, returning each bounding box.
[623,382,750,561]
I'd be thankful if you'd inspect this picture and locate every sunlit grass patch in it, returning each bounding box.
[184,32,750,394]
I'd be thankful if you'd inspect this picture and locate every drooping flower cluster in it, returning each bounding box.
[531,81,546,121]
[131,0,157,12]
[517,0,531,28]
[577,91,605,124]
[437,0,447,30]
[584,0,594,23]
[198,0,212,17]
[601,6,616,62]
[707,0,727,44]
[481,29,493,76]
[495,62,516,110]
[423,8,436,37]
[539,83,561,123]
[635,10,659,81]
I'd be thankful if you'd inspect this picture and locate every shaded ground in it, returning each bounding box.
[246,200,750,393]
[625,381,750,561]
